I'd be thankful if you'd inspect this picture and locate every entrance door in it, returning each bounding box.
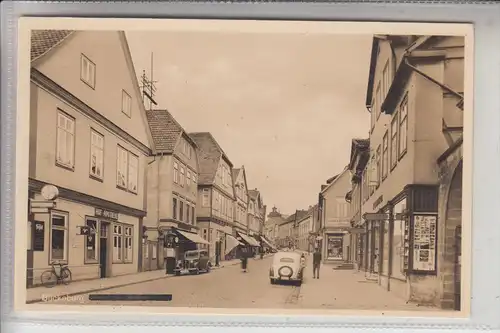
[99,222,109,278]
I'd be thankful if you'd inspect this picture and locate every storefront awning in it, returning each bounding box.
[176,229,210,245]
[225,234,244,255]
[237,232,260,247]
[260,236,277,250]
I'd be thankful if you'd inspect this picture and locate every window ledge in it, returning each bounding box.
[56,161,75,172]
[89,174,104,183]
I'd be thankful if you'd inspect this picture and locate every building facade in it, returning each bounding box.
[228,166,250,259]
[189,132,238,263]
[144,109,206,272]
[358,35,464,308]
[27,30,154,286]
[318,168,352,263]
[264,206,285,245]
[344,138,370,270]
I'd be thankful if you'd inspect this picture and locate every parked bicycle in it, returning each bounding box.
[40,262,72,288]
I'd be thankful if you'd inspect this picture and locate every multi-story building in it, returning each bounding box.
[344,138,370,270]
[246,189,266,253]
[360,35,464,308]
[228,166,250,259]
[189,132,238,263]
[296,207,314,252]
[264,206,285,245]
[27,30,154,286]
[144,109,207,271]
[277,210,308,249]
[318,168,352,263]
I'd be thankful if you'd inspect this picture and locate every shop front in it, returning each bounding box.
[324,233,344,261]
[235,231,260,258]
[161,227,210,274]
[27,194,143,287]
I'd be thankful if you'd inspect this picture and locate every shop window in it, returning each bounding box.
[391,201,407,280]
[113,225,123,262]
[85,218,98,263]
[124,226,133,262]
[50,212,68,262]
[113,223,134,264]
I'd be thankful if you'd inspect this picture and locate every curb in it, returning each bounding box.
[26,254,274,304]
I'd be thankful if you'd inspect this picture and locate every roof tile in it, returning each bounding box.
[145,109,183,153]
[31,30,74,62]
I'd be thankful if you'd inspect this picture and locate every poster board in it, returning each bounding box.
[411,214,437,273]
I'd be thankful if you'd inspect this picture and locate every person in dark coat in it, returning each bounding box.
[312,248,322,279]
[240,246,249,272]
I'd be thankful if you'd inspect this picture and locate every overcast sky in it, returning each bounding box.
[126,30,372,215]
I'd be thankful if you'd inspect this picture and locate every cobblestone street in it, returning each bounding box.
[40,255,445,311]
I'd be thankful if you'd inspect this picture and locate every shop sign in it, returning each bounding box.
[95,207,119,220]
[363,213,389,221]
[412,214,437,272]
[32,221,45,251]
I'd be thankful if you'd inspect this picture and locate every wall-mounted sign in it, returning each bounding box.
[32,221,45,251]
[412,214,437,272]
[95,207,119,220]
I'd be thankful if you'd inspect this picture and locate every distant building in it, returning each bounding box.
[264,206,285,245]
[27,30,154,286]
[189,132,238,263]
[318,168,352,263]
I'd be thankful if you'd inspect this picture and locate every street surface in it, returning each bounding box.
[42,254,443,311]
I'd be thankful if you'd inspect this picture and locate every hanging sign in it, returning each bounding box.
[412,214,437,272]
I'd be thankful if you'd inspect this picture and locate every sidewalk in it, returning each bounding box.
[298,262,446,311]
[27,253,273,304]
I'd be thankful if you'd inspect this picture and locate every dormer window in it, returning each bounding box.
[80,54,96,89]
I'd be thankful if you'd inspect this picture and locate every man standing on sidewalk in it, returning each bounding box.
[312,248,322,279]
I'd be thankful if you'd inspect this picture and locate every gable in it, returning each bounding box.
[323,169,351,199]
[32,30,153,150]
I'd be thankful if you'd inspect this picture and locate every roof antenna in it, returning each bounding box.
[140,52,158,110]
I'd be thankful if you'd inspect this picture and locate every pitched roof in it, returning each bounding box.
[189,132,227,185]
[31,30,74,62]
[280,210,308,225]
[320,166,349,195]
[145,109,183,153]
[248,189,259,200]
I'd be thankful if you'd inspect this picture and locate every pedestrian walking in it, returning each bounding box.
[312,248,322,279]
[241,256,248,273]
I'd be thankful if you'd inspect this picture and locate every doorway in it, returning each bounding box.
[99,222,109,278]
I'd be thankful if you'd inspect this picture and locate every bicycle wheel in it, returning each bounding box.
[61,267,72,285]
[40,270,58,288]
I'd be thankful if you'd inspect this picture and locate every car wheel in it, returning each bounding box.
[270,278,276,285]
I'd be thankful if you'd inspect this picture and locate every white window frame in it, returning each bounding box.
[173,162,179,184]
[124,226,133,263]
[382,131,389,180]
[121,90,132,118]
[399,96,409,158]
[80,54,96,89]
[390,113,399,169]
[50,211,69,263]
[90,129,104,180]
[180,166,185,187]
[113,224,123,263]
[116,145,139,193]
[56,111,75,169]
[202,188,209,207]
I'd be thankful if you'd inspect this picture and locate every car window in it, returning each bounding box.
[186,252,199,258]
[279,257,295,263]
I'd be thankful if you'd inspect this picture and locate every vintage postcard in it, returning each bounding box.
[15,17,473,317]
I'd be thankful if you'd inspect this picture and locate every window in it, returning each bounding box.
[370,98,376,131]
[202,229,208,241]
[375,84,382,119]
[90,130,104,179]
[180,201,184,221]
[368,156,377,195]
[56,111,75,169]
[390,113,399,169]
[382,131,388,179]
[84,218,98,262]
[399,96,408,157]
[172,198,177,220]
[124,226,133,262]
[80,54,96,88]
[180,166,185,187]
[113,224,123,262]
[152,244,157,259]
[186,171,191,186]
[116,146,138,193]
[382,61,390,98]
[50,212,68,262]
[121,90,132,117]
[202,188,209,207]
[186,204,190,223]
[191,206,195,224]
[376,146,381,186]
[173,162,179,184]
